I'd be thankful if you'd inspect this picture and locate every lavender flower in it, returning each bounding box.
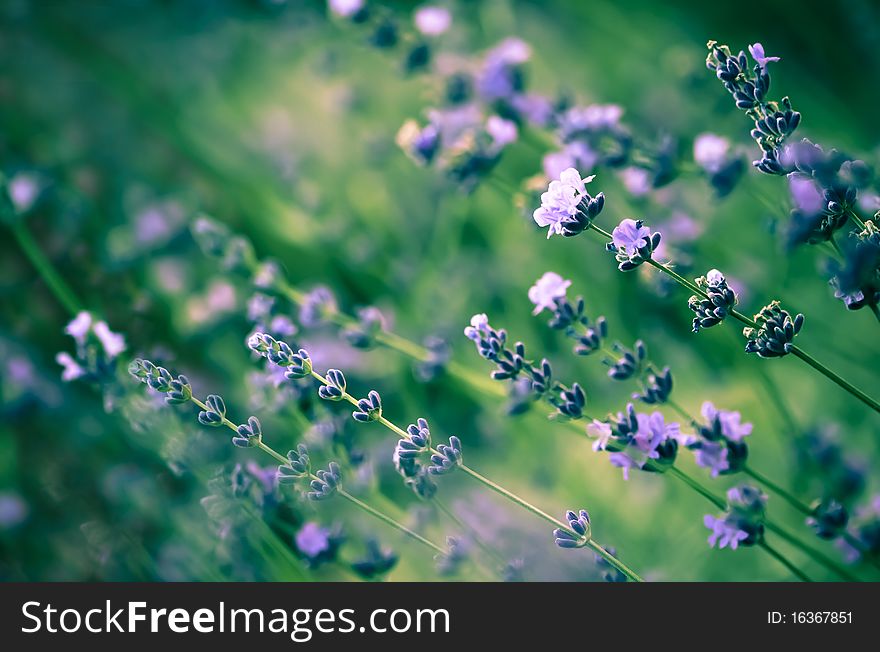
[633,366,673,405]
[308,462,342,501]
[352,390,382,422]
[486,115,518,148]
[612,219,650,256]
[528,272,572,315]
[604,340,647,381]
[681,402,752,476]
[693,441,730,477]
[318,369,347,401]
[435,536,467,576]
[704,485,767,550]
[589,405,679,479]
[278,445,310,484]
[743,301,804,358]
[427,435,463,475]
[414,6,451,37]
[296,522,331,557]
[688,269,738,332]
[299,286,338,327]
[748,43,780,69]
[553,509,591,548]
[532,167,603,238]
[197,394,227,427]
[807,498,848,540]
[57,312,126,383]
[342,306,386,349]
[703,514,749,550]
[295,522,344,567]
[233,416,262,448]
[606,219,661,271]
[700,402,753,442]
[328,0,364,19]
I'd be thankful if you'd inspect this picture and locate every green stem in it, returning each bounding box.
[759,541,813,582]
[591,222,880,413]
[764,521,860,582]
[869,303,880,325]
[10,221,82,316]
[743,465,811,516]
[434,497,506,570]
[788,346,880,414]
[189,396,444,556]
[307,367,643,582]
[456,464,644,582]
[339,489,445,555]
[667,466,726,509]
[846,208,868,231]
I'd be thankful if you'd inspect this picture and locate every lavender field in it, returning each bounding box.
[1,0,879,582]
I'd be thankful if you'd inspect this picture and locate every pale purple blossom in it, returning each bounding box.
[705,269,725,287]
[486,37,531,65]
[619,167,651,196]
[560,104,624,132]
[788,173,824,214]
[611,219,651,256]
[528,272,571,315]
[56,352,86,382]
[694,441,730,477]
[542,142,597,180]
[464,313,490,341]
[295,522,331,557]
[328,0,363,18]
[634,412,679,456]
[701,401,753,441]
[486,115,518,148]
[703,514,749,549]
[532,167,595,238]
[8,173,40,212]
[609,452,641,480]
[0,493,28,529]
[693,133,730,174]
[414,6,451,36]
[587,420,612,452]
[748,43,780,69]
[65,311,93,345]
[510,93,555,128]
[93,321,126,358]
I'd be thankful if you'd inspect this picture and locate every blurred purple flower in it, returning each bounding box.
[8,173,40,212]
[788,173,824,214]
[486,115,518,148]
[619,167,651,196]
[0,492,28,529]
[328,0,363,18]
[693,133,730,174]
[296,522,331,557]
[694,441,730,477]
[703,514,749,549]
[414,6,451,36]
[528,272,571,315]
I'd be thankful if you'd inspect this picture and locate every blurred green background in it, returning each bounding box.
[1,0,878,581]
